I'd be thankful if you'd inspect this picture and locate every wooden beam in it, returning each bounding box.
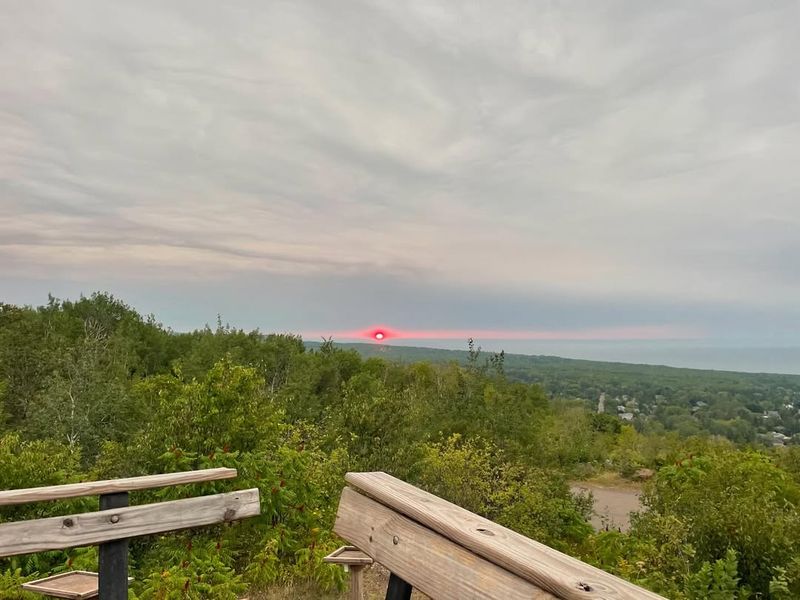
[0,468,238,506]
[0,489,260,558]
[334,487,557,600]
[345,472,666,600]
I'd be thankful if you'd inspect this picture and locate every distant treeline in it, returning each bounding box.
[322,342,800,444]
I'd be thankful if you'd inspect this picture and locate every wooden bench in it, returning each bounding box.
[0,468,260,599]
[334,472,667,600]
[324,546,373,600]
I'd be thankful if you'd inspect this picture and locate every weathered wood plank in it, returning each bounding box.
[345,472,665,600]
[324,546,374,566]
[349,565,366,600]
[0,489,260,557]
[22,571,101,599]
[0,468,238,506]
[335,487,557,600]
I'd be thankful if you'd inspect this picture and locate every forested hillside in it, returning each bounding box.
[2,294,800,599]
[322,342,800,445]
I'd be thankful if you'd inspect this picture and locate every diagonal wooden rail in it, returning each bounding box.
[336,487,556,599]
[336,471,666,600]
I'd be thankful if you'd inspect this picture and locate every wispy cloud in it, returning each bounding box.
[1,1,799,342]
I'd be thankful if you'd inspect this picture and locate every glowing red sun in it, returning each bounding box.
[364,327,395,341]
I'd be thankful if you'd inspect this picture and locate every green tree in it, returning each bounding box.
[634,449,800,596]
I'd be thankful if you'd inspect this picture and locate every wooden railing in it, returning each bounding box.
[334,472,666,600]
[0,468,260,599]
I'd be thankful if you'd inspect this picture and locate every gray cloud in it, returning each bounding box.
[1,1,799,342]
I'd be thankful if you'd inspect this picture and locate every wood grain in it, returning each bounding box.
[0,489,260,557]
[324,546,374,566]
[0,468,238,506]
[335,486,557,600]
[348,565,366,600]
[345,472,665,600]
[22,571,100,599]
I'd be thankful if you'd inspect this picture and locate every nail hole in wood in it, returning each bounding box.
[577,582,593,591]
[476,527,494,536]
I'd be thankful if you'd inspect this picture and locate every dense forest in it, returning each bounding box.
[2,294,800,599]
[323,343,800,445]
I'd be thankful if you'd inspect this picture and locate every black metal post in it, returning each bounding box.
[99,492,129,600]
[385,573,412,600]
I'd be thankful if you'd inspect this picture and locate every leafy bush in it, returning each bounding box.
[416,434,593,551]
[633,449,800,596]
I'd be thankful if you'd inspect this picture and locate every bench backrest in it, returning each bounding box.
[0,467,260,557]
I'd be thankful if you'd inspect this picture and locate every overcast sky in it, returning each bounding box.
[2,1,799,351]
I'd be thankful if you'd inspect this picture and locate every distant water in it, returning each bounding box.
[553,345,800,375]
[383,340,800,375]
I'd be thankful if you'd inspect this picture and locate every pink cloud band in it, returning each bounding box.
[304,324,703,342]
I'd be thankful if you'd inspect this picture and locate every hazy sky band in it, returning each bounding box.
[307,325,704,342]
[2,1,799,345]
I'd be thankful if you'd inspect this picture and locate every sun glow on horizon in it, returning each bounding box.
[302,324,704,342]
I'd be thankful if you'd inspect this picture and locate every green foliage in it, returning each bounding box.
[633,449,800,596]
[0,380,8,432]
[0,569,38,600]
[4,294,800,598]
[683,549,748,600]
[319,341,800,444]
[138,540,245,600]
[0,433,82,522]
[126,363,345,595]
[416,435,593,551]
[134,358,281,460]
